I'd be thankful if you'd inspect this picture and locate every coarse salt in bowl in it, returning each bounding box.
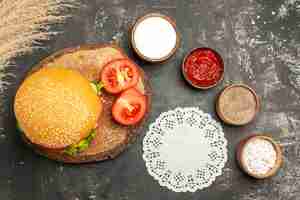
[131,13,179,62]
[237,135,283,179]
[243,138,276,175]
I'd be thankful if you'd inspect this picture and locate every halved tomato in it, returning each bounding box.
[112,91,147,125]
[101,59,140,94]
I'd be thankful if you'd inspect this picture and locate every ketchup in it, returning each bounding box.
[183,48,224,88]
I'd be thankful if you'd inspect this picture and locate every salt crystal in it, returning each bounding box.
[88,195,97,200]
[243,138,277,175]
[0,134,6,140]
[18,161,25,166]
[133,16,177,60]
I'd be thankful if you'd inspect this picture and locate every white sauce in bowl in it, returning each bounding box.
[133,16,177,60]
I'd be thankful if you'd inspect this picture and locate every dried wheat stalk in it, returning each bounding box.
[0,0,78,90]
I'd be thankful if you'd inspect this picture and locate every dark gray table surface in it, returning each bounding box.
[1,0,300,199]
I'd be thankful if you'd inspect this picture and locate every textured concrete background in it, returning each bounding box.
[0,0,300,199]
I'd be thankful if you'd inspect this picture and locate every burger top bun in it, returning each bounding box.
[14,67,102,149]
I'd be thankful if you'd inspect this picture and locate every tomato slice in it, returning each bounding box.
[101,59,140,94]
[112,91,147,125]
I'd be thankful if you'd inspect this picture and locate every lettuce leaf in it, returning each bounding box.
[64,130,96,156]
[16,121,22,132]
[90,81,104,95]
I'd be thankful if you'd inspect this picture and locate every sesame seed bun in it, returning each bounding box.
[14,67,102,149]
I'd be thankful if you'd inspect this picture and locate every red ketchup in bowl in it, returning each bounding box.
[182,48,224,89]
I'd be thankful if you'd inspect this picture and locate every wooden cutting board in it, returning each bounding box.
[22,44,151,163]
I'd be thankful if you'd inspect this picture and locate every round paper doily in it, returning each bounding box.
[143,107,228,192]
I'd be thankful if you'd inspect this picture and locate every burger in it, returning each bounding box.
[14,67,103,156]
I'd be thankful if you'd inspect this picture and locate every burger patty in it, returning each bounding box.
[21,44,151,163]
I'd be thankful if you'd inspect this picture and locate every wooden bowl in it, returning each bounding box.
[130,13,180,63]
[216,84,260,125]
[236,135,283,179]
[182,47,224,90]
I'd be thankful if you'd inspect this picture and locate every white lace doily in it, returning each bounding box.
[143,107,228,192]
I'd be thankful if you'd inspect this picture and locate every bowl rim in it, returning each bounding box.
[216,83,260,125]
[181,47,225,90]
[238,135,283,179]
[130,12,180,63]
